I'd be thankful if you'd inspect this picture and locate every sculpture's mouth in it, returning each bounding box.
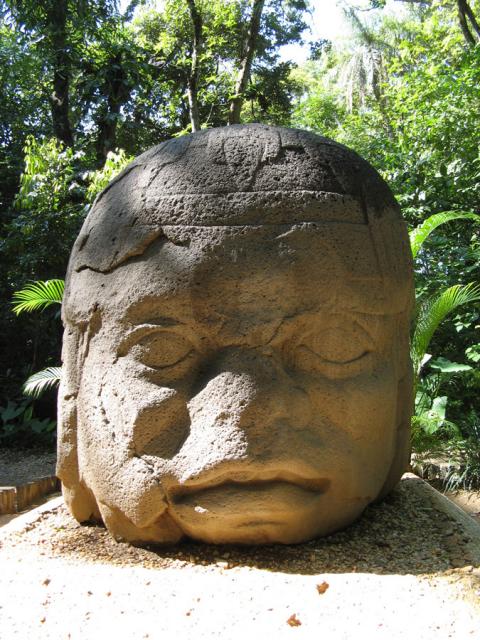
[167,471,330,524]
[172,472,330,495]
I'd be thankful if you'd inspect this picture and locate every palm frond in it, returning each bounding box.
[409,211,480,259]
[22,367,62,398]
[412,283,480,378]
[338,6,388,112]
[12,279,65,315]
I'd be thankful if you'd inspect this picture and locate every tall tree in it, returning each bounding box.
[133,0,308,131]
[46,0,74,147]
[228,0,265,124]
[186,0,203,131]
[78,24,151,165]
[2,0,75,146]
[1,0,123,148]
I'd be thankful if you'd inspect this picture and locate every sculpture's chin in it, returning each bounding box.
[97,501,185,544]
[165,480,367,545]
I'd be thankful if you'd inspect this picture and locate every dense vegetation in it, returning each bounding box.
[0,0,479,485]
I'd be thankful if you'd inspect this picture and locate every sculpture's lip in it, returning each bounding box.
[167,478,330,528]
[168,466,331,500]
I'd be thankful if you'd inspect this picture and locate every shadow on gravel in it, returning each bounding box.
[6,476,479,577]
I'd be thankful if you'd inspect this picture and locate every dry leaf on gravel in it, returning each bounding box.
[287,613,302,626]
[316,581,329,594]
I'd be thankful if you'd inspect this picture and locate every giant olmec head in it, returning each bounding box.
[58,124,414,545]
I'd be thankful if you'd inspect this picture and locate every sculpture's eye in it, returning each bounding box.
[292,325,374,376]
[302,327,370,364]
[132,332,193,369]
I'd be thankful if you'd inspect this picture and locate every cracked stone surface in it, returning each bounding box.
[57,124,415,544]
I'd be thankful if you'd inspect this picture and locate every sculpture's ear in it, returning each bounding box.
[56,326,101,522]
[376,368,414,500]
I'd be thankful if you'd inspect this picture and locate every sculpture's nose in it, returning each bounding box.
[187,347,312,454]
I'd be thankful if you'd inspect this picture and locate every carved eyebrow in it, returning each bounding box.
[269,310,385,346]
[117,321,187,356]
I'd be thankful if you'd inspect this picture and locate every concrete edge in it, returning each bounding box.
[0,494,64,536]
[403,472,480,564]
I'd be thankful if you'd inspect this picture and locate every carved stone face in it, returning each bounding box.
[58,125,414,544]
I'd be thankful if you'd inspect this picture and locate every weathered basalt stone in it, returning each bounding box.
[57,124,414,545]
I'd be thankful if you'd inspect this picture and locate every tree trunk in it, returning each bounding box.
[462,0,480,39]
[95,53,130,167]
[457,0,480,45]
[96,102,120,167]
[186,0,202,132]
[47,0,74,147]
[228,0,265,125]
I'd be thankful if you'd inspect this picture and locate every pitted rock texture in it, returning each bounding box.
[57,124,415,545]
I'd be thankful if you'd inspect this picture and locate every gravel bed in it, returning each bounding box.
[2,475,479,575]
[0,448,56,486]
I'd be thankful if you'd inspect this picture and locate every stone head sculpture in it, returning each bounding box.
[57,124,414,545]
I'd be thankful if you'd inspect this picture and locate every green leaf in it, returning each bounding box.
[415,390,431,415]
[465,344,480,363]
[416,395,448,435]
[409,211,480,259]
[430,395,447,422]
[412,283,480,378]
[30,418,56,434]
[12,279,64,315]
[22,367,62,398]
[429,357,472,373]
[0,401,25,423]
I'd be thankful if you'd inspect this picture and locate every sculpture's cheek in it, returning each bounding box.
[75,366,175,532]
[304,363,398,494]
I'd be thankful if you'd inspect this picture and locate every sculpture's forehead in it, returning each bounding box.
[71,126,404,276]
[65,222,413,327]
